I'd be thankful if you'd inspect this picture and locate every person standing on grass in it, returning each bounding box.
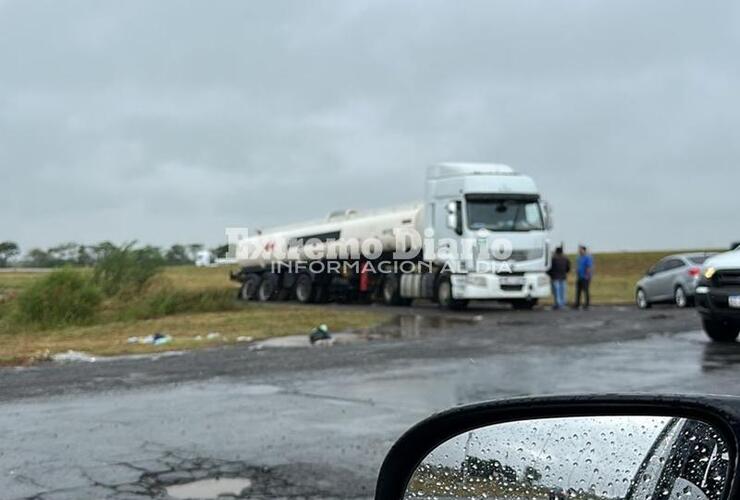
[575,244,593,309]
[548,246,570,309]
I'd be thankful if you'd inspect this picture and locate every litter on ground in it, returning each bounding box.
[309,324,331,344]
[126,333,172,345]
[52,350,97,363]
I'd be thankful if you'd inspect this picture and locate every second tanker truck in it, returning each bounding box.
[230,163,553,310]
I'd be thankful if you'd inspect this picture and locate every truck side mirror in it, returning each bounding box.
[446,201,462,235]
[541,201,553,230]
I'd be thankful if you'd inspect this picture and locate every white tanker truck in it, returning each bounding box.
[230,163,553,310]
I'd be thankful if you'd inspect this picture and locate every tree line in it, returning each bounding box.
[0,241,229,268]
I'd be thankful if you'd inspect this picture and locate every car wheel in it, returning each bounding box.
[674,286,688,308]
[635,288,650,309]
[702,318,740,343]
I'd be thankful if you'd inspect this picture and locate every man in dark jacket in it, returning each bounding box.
[548,246,570,309]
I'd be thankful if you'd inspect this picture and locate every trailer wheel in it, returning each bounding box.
[382,274,412,306]
[437,276,468,311]
[278,274,296,300]
[257,273,278,301]
[295,273,315,304]
[238,273,261,301]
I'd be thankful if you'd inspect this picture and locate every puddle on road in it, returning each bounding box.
[251,332,362,348]
[371,313,484,339]
[166,477,252,498]
[251,313,484,349]
[702,341,740,371]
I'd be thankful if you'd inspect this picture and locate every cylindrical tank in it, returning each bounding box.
[236,204,424,268]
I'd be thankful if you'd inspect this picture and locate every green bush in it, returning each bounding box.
[94,243,164,297]
[127,288,239,320]
[16,269,102,328]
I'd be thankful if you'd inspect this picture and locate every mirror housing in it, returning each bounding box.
[541,200,554,230]
[446,200,462,235]
[375,395,740,500]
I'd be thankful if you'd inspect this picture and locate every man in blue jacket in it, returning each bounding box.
[575,245,593,309]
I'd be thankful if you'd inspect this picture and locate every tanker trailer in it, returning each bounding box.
[230,163,553,310]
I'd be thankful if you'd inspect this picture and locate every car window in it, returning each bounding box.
[627,419,729,500]
[665,259,685,271]
[653,259,670,273]
[689,256,710,264]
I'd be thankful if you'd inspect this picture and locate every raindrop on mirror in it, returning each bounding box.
[406,416,730,500]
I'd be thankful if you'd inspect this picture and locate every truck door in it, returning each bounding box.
[432,199,464,265]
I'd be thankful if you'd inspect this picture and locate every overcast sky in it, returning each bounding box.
[1,0,738,252]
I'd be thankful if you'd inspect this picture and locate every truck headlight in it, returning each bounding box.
[704,267,716,279]
[509,248,545,261]
[537,275,550,287]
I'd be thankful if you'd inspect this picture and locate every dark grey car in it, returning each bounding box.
[635,253,713,309]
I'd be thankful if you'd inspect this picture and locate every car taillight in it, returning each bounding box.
[688,266,701,277]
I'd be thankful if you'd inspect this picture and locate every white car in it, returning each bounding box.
[695,246,740,342]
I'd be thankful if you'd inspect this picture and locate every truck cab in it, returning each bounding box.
[423,163,552,309]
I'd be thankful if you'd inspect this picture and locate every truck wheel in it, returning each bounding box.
[635,288,650,309]
[382,274,412,306]
[276,274,296,301]
[437,276,468,310]
[257,273,278,301]
[702,318,740,343]
[511,299,538,310]
[674,286,688,308]
[238,273,261,301]
[295,274,315,304]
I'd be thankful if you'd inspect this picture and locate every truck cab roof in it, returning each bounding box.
[428,163,517,179]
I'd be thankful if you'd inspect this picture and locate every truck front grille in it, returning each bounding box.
[714,270,740,287]
[709,295,730,309]
[501,284,524,292]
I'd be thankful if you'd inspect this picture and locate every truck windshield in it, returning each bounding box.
[466,197,544,231]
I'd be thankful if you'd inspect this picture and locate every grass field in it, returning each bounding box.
[0,266,387,365]
[0,304,386,366]
[0,250,714,365]
[558,250,683,304]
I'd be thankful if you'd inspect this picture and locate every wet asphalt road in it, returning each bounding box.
[2,304,740,499]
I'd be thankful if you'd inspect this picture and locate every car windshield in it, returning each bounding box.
[466,197,544,231]
[689,256,710,264]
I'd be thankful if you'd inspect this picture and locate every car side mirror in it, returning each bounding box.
[375,395,740,500]
[647,267,655,276]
